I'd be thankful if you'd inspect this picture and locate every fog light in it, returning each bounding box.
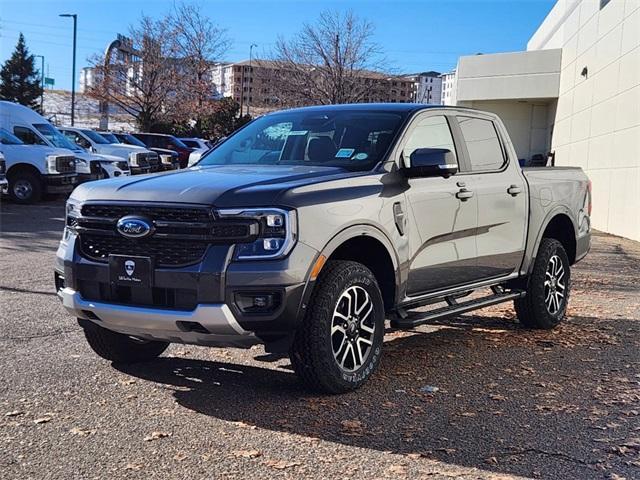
[235,292,280,313]
[263,238,282,251]
[266,214,284,227]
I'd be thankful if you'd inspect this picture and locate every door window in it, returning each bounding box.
[13,126,46,145]
[402,115,456,166]
[457,117,505,172]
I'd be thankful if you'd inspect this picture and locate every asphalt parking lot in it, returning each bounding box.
[1,199,639,480]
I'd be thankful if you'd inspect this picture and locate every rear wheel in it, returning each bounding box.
[515,238,571,329]
[8,171,42,204]
[289,260,385,393]
[82,321,169,363]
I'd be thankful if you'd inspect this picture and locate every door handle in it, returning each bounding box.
[456,188,474,201]
[507,185,522,196]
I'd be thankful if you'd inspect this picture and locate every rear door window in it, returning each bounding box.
[457,117,505,172]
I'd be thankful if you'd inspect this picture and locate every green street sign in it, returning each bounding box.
[44,77,55,86]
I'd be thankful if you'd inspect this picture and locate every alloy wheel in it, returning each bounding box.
[331,285,376,372]
[544,254,566,315]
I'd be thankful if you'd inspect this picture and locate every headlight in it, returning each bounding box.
[65,198,81,229]
[217,208,297,260]
[46,155,59,174]
[160,154,172,164]
[75,157,88,167]
[128,152,139,167]
[116,161,130,170]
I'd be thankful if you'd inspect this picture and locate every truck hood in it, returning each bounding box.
[0,144,73,159]
[95,144,147,158]
[70,164,361,206]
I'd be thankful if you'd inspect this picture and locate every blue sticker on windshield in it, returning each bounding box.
[353,153,368,161]
[335,148,355,158]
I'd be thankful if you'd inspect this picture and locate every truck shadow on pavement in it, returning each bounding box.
[116,313,640,480]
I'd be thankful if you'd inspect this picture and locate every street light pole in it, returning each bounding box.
[59,13,77,126]
[34,55,45,112]
[247,43,257,117]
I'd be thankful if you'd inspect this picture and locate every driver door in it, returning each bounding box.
[401,113,479,295]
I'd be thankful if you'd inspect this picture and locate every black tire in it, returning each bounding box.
[289,260,385,394]
[515,238,571,329]
[82,321,169,363]
[8,171,43,204]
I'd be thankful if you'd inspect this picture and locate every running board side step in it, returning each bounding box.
[390,290,525,329]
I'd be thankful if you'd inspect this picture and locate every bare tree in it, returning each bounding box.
[87,3,229,131]
[271,10,386,106]
[88,16,178,130]
[167,2,230,122]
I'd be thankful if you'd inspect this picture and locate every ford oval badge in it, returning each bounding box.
[116,216,153,239]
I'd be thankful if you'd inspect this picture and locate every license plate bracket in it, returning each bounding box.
[109,255,153,288]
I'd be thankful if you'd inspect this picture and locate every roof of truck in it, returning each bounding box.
[268,103,479,115]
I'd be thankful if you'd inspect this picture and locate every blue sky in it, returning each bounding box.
[0,0,555,91]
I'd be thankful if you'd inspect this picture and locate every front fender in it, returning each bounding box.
[295,223,400,321]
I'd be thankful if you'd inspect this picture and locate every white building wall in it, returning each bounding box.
[529,0,640,241]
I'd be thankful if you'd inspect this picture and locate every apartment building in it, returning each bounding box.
[212,60,417,113]
[440,69,457,105]
[403,71,442,104]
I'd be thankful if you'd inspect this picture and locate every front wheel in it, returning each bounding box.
[515,238,571,329]
[8,171,43,204]
[289,260,385,394]
[82,321,169,363]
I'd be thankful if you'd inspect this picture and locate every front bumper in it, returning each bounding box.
[130,166,151,175]
[58,287,259,348]
[55,230,317,349]
[77,172,103,184]
[44,174,78,194]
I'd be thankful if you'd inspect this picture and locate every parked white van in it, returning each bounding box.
[59,127,160,174]
[0,127,77,203]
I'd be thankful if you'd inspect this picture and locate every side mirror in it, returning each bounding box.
[404,148,458,178]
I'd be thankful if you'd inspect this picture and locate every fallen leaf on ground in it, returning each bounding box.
[5,411,24,417]
[33,417,51,424]
[263,459,300,470]
[232,449,262,459]
[69,427,94,436]
[143,431,171,441]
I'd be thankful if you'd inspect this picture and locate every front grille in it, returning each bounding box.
[81,204,212,222]
[133,153,150,169]
[78,279,197,310]
[56,155,76,174]
[74,203,256,267]
[147,152,160,170]
[89,161,102,174]
[80,234,209,266]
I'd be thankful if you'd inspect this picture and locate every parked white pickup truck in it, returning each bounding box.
[0,127,76,203]
[59,127,159,174]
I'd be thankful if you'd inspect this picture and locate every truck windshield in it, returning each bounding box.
[82,129,110,145]
[99,132,119,144]
[33,123,78,150]
[0,128,24,145]
[118,134,147,147]
[198,110,405,171]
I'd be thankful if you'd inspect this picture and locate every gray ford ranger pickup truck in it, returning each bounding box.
[55,104,591,393]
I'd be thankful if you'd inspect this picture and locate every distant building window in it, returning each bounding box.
[600,0,611,8]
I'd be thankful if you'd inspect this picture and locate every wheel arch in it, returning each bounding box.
[7,162,43,179]
[531,210,578,270]
[302,225,400,313]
